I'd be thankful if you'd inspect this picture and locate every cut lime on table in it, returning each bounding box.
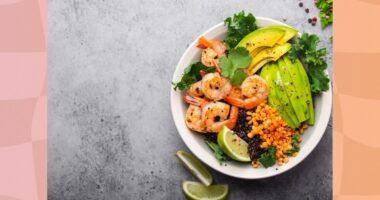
[182,181,228,200]
[217,126,251,162]
[176,150,213,186]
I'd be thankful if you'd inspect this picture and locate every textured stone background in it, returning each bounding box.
[48,0,332,199]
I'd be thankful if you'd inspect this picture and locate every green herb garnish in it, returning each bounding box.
[258,146,276,168]
[220,47,251,85]
[288,33,330,94]
[173,62,216,91]
[224,11,258,49]
[316,0,333,29]
[205,139,228,164]
[285,134,301,155]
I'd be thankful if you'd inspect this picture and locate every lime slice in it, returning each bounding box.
[217,126,251,162]
[182,181,228,200]
[176,150,213,186]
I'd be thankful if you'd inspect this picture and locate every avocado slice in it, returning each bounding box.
[250,46,268,58]
[236,28,285,53]
[262,26,298,44]
[278,57,308,123]
[260,63,299,128]
[247,43,292,74]
[293,58,315,125]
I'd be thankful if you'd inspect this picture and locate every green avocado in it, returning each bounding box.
[236,28,285,53]
[248,43,292,74]
[250,46,268,58]
[262,26,298,44]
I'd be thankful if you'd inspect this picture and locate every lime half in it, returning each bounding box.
[182,181,228,200]
[176,150,213,186]
[217,126,251,162]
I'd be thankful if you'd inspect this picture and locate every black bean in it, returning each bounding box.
[232,108,252,142]
[248,135,264,161]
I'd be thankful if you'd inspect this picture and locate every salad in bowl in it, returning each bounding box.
[171,11,331,179]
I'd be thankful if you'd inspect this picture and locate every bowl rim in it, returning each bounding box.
[170,17,332,179]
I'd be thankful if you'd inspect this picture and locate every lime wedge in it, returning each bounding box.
[217,126,251,162]
[182,181,228,200]
[176,150,213,186]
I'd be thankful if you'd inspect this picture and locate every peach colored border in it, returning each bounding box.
[0,0,46,199]
[334,0,380,198]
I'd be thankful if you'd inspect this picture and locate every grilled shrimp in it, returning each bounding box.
[202,102,238,133]
[183,95,238,133]
[183,95,208,107]
[187,81,203,97]
[224,75,269,110]
[198,36,226,68]
[201,48,218,67]
[201,72,232,101]
[185,105,207,133]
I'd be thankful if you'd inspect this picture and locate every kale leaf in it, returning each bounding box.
[258,146,276,168]
[285,134,301,155]
[224,11,258,49]
[173,62,215,91]
[220,47,251,85]
[204,139,228,164]
[288,33,330,94]
[316,0,333,29]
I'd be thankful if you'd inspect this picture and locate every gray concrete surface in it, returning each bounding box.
[48,0,332,199]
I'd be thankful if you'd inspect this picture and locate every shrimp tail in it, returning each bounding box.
[224,96,262,110]
[243,98,262,110]
[212,59,221,73]
[223,96,245,108]
[183,95,208,107]
[225,106,238,130]
[197,36,213,49]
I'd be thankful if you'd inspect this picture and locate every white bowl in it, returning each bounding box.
[170,17,332,179]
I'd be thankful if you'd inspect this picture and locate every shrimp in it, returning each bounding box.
[183,95,238,133]
[183,94,208,107]
[202,102,238,133]
[198,36,226,68]
[187,81,203,97]
[201,48,218,67]
[224,75,269,110]
[201,72,232,101]
[185,105,207,133]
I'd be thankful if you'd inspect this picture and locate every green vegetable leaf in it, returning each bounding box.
[173,62,216,91]
[231,70,247,85]
[284,146,300,155]
[204,139,228,164]
[220,57,233,78]
[291,134,300,144]
[284,134,301,155]
[315,0,333,29]
[258,146,276,168]
[309,68,330,93]
[224,11,258,49]
[229,47,252,67]
[220,47,251,85]
[288,33,330,95]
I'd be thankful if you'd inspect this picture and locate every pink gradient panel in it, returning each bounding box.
[31,96,47,141]
[0,0,45,52]
[0,0,47,199]
[0,53,46,100]
[33,140,47,200]
[0,98,37,147]
[0,143,38,200]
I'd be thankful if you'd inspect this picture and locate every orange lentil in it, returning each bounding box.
[246,102,306,167]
